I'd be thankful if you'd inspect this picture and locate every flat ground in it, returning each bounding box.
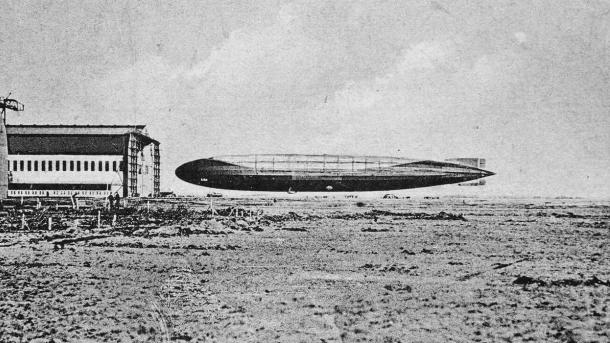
[0,197,608,342]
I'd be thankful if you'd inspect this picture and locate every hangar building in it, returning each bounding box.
[6,125,160,198]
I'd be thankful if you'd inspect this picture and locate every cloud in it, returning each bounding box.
[311,38,521,128]
[396,40,454,72]
[514,31,528,44]
[182,4,327,112]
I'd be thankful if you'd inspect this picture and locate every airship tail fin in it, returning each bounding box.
[444,157,486,169]
[458,179,487,186]
[444,158,489,186]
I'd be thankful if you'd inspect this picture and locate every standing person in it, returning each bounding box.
[71,192,79,209]
[114,192,121,209]
[107,193,114,210]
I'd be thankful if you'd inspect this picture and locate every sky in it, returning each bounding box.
[1,0,609,198]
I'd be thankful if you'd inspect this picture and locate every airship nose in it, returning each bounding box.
[175,161,200,185]
[482,169,495,177]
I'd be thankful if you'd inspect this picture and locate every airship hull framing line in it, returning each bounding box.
[176,154,494,192]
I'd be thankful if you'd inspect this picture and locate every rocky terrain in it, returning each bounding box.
[0,196,608,342]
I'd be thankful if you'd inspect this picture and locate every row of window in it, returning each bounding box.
[8,160,123,172]
[9,190,115,197]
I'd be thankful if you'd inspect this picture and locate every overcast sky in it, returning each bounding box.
[1,0,608,197]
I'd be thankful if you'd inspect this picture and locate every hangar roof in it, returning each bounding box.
[6,125,147,136]
[6,125,159,155]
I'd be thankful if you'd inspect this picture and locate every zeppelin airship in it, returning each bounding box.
[175,154,494,192]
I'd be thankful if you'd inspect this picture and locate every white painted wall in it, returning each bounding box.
[7,154,124,197]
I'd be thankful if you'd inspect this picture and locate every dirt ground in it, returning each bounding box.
[0,197,608,342]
